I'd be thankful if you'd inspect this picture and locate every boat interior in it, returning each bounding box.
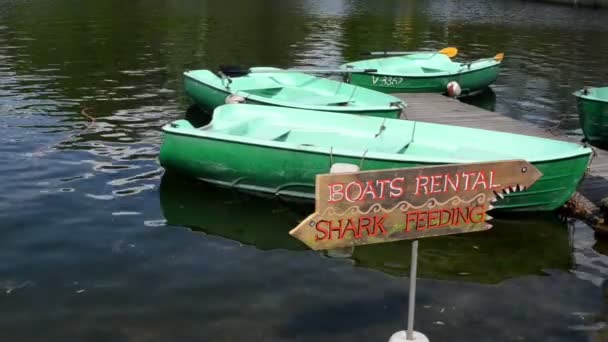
[239,86,355,106]
[184,105,592,163]
[208,119,536,163]
[204,113,414,154]
[583,86,608,100]
[229,72,368,106]
[191,69,396,107]
[346,53,495,75]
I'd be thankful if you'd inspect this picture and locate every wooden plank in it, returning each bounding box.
[395,92,608,219]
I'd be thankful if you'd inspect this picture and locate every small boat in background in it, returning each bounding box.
[341,51,503,96]
[574,86,608,148]
[159,104,592,212]
[183,67,406,119]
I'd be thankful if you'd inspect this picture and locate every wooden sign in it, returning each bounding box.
[290,160,542,250]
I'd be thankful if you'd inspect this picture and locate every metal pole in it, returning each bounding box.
[406,240,419,340]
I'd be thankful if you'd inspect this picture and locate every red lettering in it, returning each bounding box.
[345,181,363,202]
[341,218,358,239]
[427,209,441,228]
[376,179,392,199]
[389,177,405,198]
[462,172,477,191]
[430,175,443,193]
[357,216,373,236]
[405,211,418,232]
[469,205,486,223]
[489,171,500,189]
[471,172,488,190]
[416,211,428,231]
[328,219,343,240]
[444,173,459,192]
[452,207,470,225]
[315,221,329,241]
[438,209,452,228]
[328,183,344,203]
[359,180,379,201]
[401,205,487,236]
[372,214,387,235]
[415,176,429,195]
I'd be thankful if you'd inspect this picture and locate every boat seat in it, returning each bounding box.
[249,129,291,141]
[421,67,444,73]
[366,140,411,154]
[206,116,269,136]
[264,86,354,106]
[365,123,415,154]
[392,66,425,74]
[281,129,366,149]
[238,87,284,97]
[245,123,292,141]
[284,95,352,106]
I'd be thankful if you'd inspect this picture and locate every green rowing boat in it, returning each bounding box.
[183,67,406,119]
[159,104,592,212]
[574,86,608,148]
[341,52,503,95]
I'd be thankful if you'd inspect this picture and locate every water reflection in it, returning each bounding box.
[2,0,608,339]
[160,174,573,284]
[594,239,608,256]
[460,87,497,111]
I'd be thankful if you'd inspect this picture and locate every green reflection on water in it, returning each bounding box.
[160,174,573,284]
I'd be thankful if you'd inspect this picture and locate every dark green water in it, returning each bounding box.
[2,0,608,340]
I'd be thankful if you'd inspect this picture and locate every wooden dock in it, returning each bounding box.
[396,93,608,228]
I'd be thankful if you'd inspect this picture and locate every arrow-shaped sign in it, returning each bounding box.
[290,160,542,250]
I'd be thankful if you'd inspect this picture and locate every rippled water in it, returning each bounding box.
[2,0,608,340]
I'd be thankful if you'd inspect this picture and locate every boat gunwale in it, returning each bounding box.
[183,72,406,113]
[343,59,502,79]
[161,119,593,165]
[573,89,608,105]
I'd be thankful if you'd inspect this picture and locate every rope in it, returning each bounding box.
[374,118,387,138]
[392,101,407,119]
[218,71,232,91]
[80,107,96,124]
[347,81,357,103]
[586,145,598,175]
[544,121,563,136]
[411,121,417,143]
[359,149,368,169]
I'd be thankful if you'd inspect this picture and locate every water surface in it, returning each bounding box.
[1,0,608,340]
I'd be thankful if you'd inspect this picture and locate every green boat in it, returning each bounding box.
[574,86,608,147]
[341,52,503,95]
[159,104,592,212]
[183,67,406,119]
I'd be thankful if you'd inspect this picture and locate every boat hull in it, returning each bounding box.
[348,64,501,95]
[575,90,608,148]
[184,73,403,119]
[159,128,591,213]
